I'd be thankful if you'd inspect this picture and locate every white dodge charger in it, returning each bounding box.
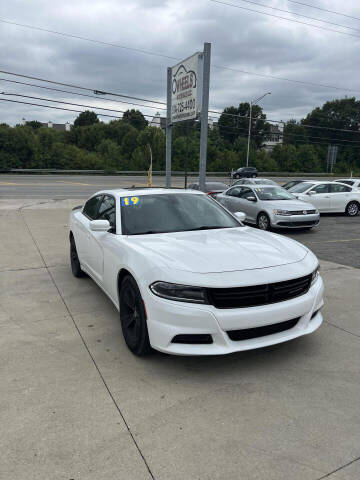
[69,189,324,356]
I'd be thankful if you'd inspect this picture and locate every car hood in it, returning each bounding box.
[262,200,316,210]
[126,227,308,274]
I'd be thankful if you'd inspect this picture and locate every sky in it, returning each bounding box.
[0,0,360,126]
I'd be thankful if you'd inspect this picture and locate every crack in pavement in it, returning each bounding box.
[18,206,155,480]
[316,455,360,479]
[325,320,360,339]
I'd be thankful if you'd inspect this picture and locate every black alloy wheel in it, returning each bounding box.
[345,201,359,217]
[257,212,271,231]
[70,236,85,278]
[119,276,151,356]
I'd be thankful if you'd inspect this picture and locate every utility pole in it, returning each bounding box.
[199,42,211,192]
[166,67,172,188]
[246,92,271,167]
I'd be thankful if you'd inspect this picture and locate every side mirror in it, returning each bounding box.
[247,196,257,202]
[89,219,110,232]
[234,211,246,222]
[308,191,316,196]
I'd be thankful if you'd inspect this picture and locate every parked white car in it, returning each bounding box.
[69,189,323,356]
[334,178,360,190]
[216,184,320,230]
[233,178,277,187]
[289,181,360,216]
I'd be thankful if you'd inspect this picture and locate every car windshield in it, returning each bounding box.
[254,179,276,185]
[289,182,314,193]
[253,187,295,201]
[120,193,241,235]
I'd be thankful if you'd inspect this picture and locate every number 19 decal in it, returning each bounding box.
[121,196,140,206]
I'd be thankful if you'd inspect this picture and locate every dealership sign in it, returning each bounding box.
[171,52,202,123]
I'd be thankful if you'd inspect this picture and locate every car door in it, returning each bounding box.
[86,194,116,284]
[238,187,258,223]
[76,194,103,268]
[306,184,331,212]
[222,186,243,211]
[329,183,352,212]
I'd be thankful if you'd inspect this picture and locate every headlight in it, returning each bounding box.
[274,209,292,216]
[150,281,208,304]
[311,265,320,285]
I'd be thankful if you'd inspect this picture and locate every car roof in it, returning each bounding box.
[335,178,360,181]
[92,188,204,198]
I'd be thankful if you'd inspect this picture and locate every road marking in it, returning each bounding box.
[0,181,24,185]
[56,181,92,186]
[308,238,360,244]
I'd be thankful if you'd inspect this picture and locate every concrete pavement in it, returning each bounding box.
[1,200,360,479]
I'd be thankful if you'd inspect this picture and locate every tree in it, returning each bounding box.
[283,120,308,146]
[218,103,270,147]
[74,110,99,127]
[122,109,148,131]
[25,120,43,130]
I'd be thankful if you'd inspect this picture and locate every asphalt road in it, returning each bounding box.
[0,173,337,199]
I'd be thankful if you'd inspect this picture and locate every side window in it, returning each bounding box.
[97,195,116,231]
[83,195,102,219]
[239,188,253,199]
[337,180,353,186]
[330,184,351,193]
[226,187,242,197]
[310,184,329,194]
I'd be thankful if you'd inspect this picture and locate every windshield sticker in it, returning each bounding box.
[121,196,140,206]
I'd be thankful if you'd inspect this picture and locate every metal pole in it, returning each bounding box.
[199,42,211,192]
[185,121,189,189]
[166,67,172,188]
[246,101,252,168]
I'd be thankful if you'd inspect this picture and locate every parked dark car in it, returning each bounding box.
[187,182,229,197]
[231,167,258,179]
[282,179,309,190]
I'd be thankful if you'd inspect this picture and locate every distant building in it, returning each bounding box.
[263,123,284,152]
[21,118,72,131]
[150,112,166,130]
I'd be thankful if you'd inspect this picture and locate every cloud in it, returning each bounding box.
[0,0,359,126]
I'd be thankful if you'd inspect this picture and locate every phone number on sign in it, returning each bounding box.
[172,99,196,114]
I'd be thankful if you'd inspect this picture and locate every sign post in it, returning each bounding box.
[166,43,211,191]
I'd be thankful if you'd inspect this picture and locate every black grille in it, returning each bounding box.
[207,274,312,309]
[227,317,300,341]
[171,334,213,344]
[290,210,317,215]
[277,220,319,227]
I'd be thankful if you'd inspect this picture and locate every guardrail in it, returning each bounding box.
[1,168,336,177]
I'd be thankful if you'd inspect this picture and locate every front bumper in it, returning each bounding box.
[144,276,324,355]
[271,213,320,229]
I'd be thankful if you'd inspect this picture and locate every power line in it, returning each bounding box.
[3,96,360,149]
[208,0,360,39]
[225,0,360,32]
[0,92,159,119]
[285,0,360,22]
[1,21,360,94]
[0,70,166,105]
[0,77,167,111]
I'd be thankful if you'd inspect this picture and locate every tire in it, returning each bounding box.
[119,275,151,356]
[234,173,240,179]
[257,212,271,231]
[345,201,359,217]
[252,174,257,178]
[70,235,86,278]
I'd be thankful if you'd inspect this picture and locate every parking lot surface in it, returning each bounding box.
[1,199,360,479]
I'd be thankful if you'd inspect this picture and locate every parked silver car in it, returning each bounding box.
[216,184,320,230]
[233,177,277,187]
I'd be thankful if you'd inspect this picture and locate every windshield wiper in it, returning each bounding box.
[183,226,233,231]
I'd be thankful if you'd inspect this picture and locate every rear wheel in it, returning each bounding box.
[345,201,359,217]
[257,212,271,231]
[70,235,85,278]
[252,174,257,178]
[119,276,151,356]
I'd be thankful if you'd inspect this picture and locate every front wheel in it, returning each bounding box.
[257,213,271,231]
[345,201,359,217]
[70,236,85,278]
[119,276,151,356]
